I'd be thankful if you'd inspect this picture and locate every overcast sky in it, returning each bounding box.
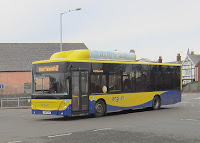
[1,0,200,62]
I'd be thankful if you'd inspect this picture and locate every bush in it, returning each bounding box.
[182,83,188,87]
[182,81,199,87]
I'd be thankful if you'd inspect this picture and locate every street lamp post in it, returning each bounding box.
[60,8,81,52]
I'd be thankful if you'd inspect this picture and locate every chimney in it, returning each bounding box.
[187,48,189,55]
[191,51,194,55]
[177,53,181,62]
[158,56,162,63]
[129,49,135,53]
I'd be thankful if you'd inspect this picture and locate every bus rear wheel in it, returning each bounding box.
[94,100,106,117]
[152,96,161,110]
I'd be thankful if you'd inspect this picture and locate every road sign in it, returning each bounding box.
[0,84,4,89]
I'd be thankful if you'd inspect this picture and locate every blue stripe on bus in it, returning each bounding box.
[89,101,96,114]
[160,90,181,105]
[89,90,181,114]
[107,100,153,112]
[89,100,153,113]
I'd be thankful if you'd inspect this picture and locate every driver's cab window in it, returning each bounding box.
[49,82,57,93]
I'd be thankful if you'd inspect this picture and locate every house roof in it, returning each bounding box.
[0,43,88,72]
[136,58,157,63]
[165,61,183,65]
[188,54,200,66]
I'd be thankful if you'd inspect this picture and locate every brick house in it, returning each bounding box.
[195,61,200,82]
[0,43,88,96]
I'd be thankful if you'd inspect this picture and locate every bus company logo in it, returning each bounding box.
[41,104,49,107]
[98,51,133,61]
[112,96,125,102]
[90,50,134,62]
[98,52,128,60]
[39,65,59,72]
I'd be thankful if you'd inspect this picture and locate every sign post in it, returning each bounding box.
[0,84,4,96]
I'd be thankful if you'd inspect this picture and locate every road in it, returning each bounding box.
[0,93,200,143]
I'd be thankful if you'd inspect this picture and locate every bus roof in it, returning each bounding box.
[32,50,181,66]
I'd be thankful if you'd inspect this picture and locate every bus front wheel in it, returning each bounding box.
[94,100,106,117]
[152,96,161,110]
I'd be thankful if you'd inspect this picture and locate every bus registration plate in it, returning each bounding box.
[43,111,51,115]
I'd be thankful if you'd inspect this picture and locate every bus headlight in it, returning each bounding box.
[62,106,67,109]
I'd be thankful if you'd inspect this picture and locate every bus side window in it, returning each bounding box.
[123,72,136,93]
[109,74,121,93]
[91,74,106,94]
[123,79,132,92]
[135,71,144,92]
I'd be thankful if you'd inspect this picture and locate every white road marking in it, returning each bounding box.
[93,128,111,132]
[48,133,72,138]
[123,126,129,128]
[8,141,22,143]
[180,119,199,122]
[195,97,200,99]
[180,102,191,104]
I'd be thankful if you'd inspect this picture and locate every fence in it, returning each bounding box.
[0,97,31,108]
[182,82,200,92]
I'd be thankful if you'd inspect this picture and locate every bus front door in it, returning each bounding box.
[71,71,89,115]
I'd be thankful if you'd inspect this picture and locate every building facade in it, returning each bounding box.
[182,51,200,84]
[0,43,88,96]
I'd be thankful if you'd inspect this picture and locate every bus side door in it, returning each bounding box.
[71,70,89,115]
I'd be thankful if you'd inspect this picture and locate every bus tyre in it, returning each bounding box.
[152,96,161,110]
[94,100,106,117]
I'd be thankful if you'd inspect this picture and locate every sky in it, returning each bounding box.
[0,0,200,62]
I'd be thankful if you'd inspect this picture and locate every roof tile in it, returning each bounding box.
[0,43,88,71]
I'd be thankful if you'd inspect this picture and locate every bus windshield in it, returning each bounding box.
[33,73,68,95]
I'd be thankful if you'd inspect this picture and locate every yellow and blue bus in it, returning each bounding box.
[31,50,181,117]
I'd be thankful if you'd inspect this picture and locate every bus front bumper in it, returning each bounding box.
[32,107,71,116]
